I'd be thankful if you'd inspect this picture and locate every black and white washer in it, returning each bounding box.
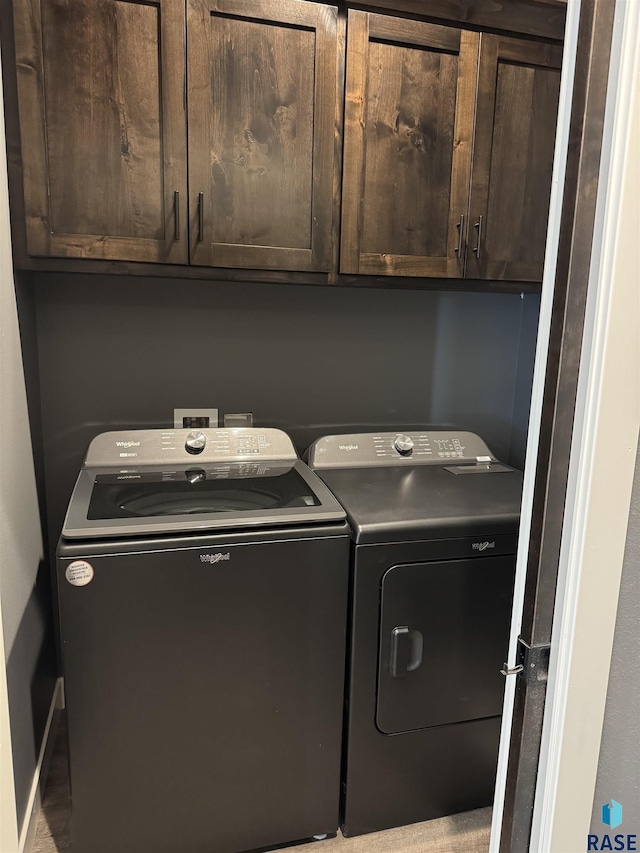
[57,428,349,853]
[308,430,523,837]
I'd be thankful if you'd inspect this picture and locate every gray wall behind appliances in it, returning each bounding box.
[590,439,640,835]
[34,273,538,556]
[430,291,540,463]
[0,65,56,830]
[509,294,541,466]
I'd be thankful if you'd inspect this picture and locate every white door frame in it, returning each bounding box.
[531,0,640,848]
[491,0,640,849]
[489,0,584,844]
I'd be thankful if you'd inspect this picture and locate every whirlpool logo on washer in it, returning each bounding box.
[115,441,141,448]
[338,444,359,452]
[472,541,496,552]
[200,552,231,564]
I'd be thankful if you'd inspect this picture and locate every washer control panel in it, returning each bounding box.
[84,428,298,467]
[308,431,495,469]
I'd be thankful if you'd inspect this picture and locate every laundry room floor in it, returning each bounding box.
[33,718,491,853]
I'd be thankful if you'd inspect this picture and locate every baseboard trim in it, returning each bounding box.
[19,677,64,853]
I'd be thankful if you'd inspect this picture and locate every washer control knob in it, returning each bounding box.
[185,431,206,454]
[394,434,414,455]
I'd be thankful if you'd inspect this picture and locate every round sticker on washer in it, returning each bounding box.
[65,560,94,587]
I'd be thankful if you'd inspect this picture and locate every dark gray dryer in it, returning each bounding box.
[308,431,523,837]
[57,428,349,853]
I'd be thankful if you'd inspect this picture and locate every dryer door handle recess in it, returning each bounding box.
[390,627,424,678]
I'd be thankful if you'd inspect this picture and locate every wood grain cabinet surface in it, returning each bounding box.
[10,0,562,284]
[340,10,562,283]
[13,0,337,271]
[187,0,338,272]
[14,0,189,263]
[341,11,478,278]
[466,36,563,282]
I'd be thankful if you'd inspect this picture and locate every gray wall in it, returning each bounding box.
[590,439,640,835]
[509,294,541,468]
[34,273,539,554]
[0,62,56,834]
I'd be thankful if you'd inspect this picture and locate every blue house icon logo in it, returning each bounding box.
[589,799,635,849]
[602,800,623,830]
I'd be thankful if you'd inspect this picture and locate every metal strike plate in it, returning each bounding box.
[501,639,550,683]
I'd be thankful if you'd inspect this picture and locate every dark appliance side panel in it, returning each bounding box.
[342,540,514,837]
[377,556,516,733]
[57,534,349,853]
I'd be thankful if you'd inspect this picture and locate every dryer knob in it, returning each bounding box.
[394,434,414,455]
[185,431,207,454]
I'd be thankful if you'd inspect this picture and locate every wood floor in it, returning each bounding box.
[33,720,491,853]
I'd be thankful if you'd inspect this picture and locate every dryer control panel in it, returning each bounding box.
[308,431,496,469]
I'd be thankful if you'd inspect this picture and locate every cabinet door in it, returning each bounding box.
[14,0,188,263]
[187,0,337,271]
[466,36,562,282]
[340,12,478,278]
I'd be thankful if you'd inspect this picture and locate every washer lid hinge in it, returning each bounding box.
[501,638,550,683]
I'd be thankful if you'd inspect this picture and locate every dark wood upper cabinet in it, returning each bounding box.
[187,0,338,271]
[340,13,561,284]
[9,1,562,285]
[340,11,478,278]
[13,0,188,263]
[466,36,562,282]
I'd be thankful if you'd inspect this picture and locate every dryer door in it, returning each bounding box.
[376,556,515,734]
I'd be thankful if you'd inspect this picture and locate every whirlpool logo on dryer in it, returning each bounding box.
[200,552,231,564]
[472,541,496,552]
[115,441,141,448]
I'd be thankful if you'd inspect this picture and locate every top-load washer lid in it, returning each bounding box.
[307,430,523,544]
[62,428,346,539]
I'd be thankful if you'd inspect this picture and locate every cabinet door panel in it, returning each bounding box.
[361,40,457,259]
[341,12,478,278]
[188,0,337,271]
[14,0,188,262]
[467,36,562,282]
